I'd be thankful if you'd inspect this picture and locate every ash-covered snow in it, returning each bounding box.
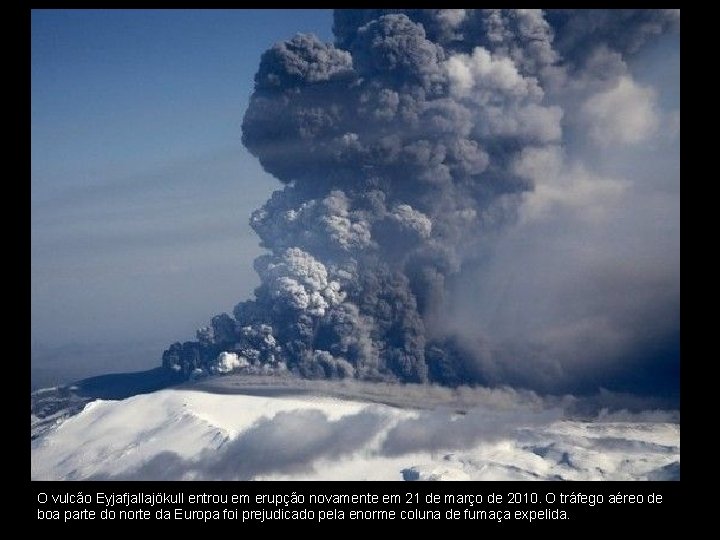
[31,382,679,481]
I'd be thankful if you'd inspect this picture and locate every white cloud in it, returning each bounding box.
[580,75,659,145]
[261,248,346,316]
[445,47,540,100]
[436,9,466,28]
[513,146,627,223]
[213,351,249,374]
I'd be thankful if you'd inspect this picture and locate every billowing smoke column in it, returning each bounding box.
[162,9,679,389]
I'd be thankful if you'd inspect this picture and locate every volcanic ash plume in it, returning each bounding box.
[162,10,679,391]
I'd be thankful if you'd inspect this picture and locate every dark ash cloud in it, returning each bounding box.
[161,10,679,401]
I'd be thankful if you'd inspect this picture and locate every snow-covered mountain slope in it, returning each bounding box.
[31,387,679,481]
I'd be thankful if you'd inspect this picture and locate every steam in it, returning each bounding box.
[162,10,679,398]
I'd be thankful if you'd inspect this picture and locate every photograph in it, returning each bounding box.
[31,9,679,481]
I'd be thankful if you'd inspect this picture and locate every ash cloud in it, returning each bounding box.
[381,406,562,456]
[162,10,679,400]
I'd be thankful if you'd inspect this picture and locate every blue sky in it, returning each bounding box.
[31,9,334,385]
